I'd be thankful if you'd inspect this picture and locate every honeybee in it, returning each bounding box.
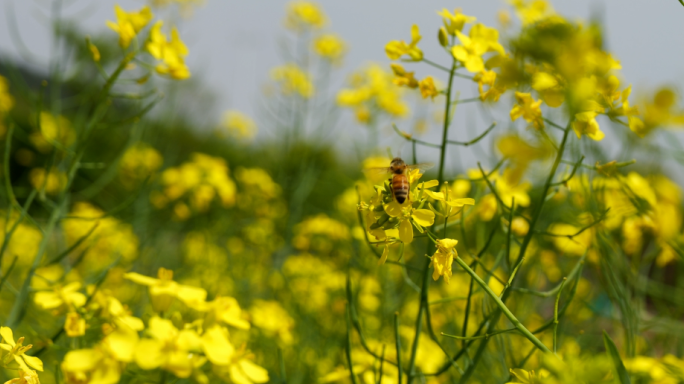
[366,157,434,204]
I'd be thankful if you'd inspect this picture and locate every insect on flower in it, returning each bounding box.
[366,157,433,204]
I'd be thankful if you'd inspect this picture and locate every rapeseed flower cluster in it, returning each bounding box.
[118,143,164,189]
[2,1,684,384]
[221,110,258,141]
[107,5,191,79]
[337,64,410,123]
[151,153,237,220]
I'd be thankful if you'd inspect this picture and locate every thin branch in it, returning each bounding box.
[392,124,441,148]
[419,58,451,72]
[553,278,568,354]
[448,122,497,147]
[551,155,585,186]
[536,209,609,238]
[512,252,586,297]
[453,256,551,352]
[345,304,359,384]
[442,327,518,340]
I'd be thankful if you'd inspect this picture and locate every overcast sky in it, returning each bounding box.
[2,0,684,170]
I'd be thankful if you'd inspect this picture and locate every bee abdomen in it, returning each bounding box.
[392,175,409,204]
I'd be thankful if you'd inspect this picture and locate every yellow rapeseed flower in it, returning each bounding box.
[119,143,164,189]
[61,347,121,384]
[509,0,554,25]
[270,64,314,98]
[337,64,410,122]
[385,25,423,61]
[390,63,418,89]
[313,34,346,62]
[250,300,295,345]
[29,112,75,153]
[572,111,605,141]
[510,92,544,130]
[430,239,458,283]
[221,110,258,140]
[4,369,40,384]
[134,317,203,377]
[106,5,153,48]
[196,296,251,330]
[154,153,237,216]
[419,76,438,99]
[0,328,43,372]
[29,168,67,195]
[384,201,435,244]
[124,267,207,312]
[437,8,476,35]
[284,1,326,31]
[146,21,191,80]
[452,24,504,73]
[33,282,87,311]
[64,202,140,266]
[64,312,86,338]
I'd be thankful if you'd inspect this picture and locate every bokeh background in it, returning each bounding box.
[1,1,684,384]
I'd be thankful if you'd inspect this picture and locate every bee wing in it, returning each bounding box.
[406,162,435,172]
[363,167,392,176]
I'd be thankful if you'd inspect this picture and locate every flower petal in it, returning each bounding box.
[412,209,435,227]
[399,220,414,244]
[447,198,475,207]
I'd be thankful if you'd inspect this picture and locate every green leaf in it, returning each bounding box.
[603,331,631,384]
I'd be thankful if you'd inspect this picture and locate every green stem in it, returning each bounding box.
[458,120,573,382]
[442,327,518,340]
[394,313,403,384]
[452,257,550,352]
[346,304,359,384]
[406,58,457,384]
[553,278,568,354]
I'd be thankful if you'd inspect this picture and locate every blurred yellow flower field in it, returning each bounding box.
[0,1,684,383]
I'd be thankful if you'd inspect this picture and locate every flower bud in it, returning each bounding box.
[438,27,449,47]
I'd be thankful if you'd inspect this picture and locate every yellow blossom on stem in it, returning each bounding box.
[29,168,67,195]
[384,200,435,244]
[106,5,153,48]
[284,1,326,31]
[437,8,476,35]
[429,239,458,283]
[33,282,87,311]
[510,92,544,130]
[452,24,504,73]
[221,110,258,140]
[474,70,503,101]
[64,312,86,338]
[195,296,251,330]
[385,25,423,61]
[419,76,438,99]
[0,328,43,372]
[61,347,121,384]
[124,267,207,312]
[313,34,346,62]
[531,71,565,107]
[271,64,315,98]
[212,345,269,384]
[572,111,605,141]
[249,300,296,345]
[134,317,203,377]
[4,369,40,384]
[390,64,418,88]
[509,0,554,25]
[146,21,191,80]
